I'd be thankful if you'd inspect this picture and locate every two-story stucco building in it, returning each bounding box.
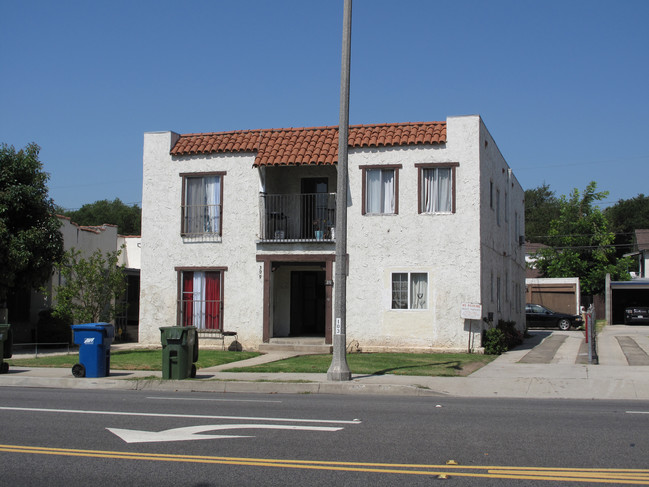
[139,115,525,352]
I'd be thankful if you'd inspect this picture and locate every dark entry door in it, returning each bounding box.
[290,270,326,336]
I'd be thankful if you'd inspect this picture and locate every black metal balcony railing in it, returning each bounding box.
[260,193,336,242]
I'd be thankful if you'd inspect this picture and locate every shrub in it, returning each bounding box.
[483,320,523,355]
[483,328,507,355]
[498,319,523,350]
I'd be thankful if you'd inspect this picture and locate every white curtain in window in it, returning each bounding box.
[437,168,451,212]
[423,168,452,213]
[186,178,205,234]
[382,170,395,213]
[410,273,428,309]
[366,170,382,213]
[205,176,220,233]
[193,271,205,328]
[185,176,221,234]
[366,169,394,213]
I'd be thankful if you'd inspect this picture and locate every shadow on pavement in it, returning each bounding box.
[509,331,552,351]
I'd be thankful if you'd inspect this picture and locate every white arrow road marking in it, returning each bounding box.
[107,424,344,444]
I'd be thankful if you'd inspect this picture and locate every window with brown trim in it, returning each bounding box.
[360,165,401,215]
[177,267,226,330]
[180,172,225,236]
[416,163,458,214]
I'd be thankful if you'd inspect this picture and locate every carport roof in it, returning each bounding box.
[611,279,649,289]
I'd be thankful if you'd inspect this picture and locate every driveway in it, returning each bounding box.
[497,325,649,366]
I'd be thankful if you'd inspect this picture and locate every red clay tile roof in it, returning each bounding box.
[170,122,446,166]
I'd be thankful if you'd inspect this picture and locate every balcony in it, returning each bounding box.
[259,193,336,242]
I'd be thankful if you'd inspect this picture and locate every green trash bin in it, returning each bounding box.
[160,326,198,379]
[0,324,12,374]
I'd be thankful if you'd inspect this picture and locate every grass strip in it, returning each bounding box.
[225,352,496,377]
[8,349,495,377]
[7,349,260,371]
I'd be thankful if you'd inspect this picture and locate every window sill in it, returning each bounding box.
[181,234,222,243]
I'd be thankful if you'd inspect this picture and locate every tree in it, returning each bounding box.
[50,248,127,324]
[524,183,561,243]
[533,182,631,295]
[0,143,64,319]
[63,198,141,235]
[604,194,649,257]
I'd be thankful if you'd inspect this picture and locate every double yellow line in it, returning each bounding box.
[2,444,649,484]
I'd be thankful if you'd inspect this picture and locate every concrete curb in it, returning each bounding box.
[0,374,445,397]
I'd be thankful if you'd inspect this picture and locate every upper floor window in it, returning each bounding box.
[490,180,494,209]
[416,163,458,214]
[496,189,501,226]
[361,165,401,215]
[181,173,224,236]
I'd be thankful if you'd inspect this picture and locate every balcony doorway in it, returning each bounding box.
[301,178,329,240]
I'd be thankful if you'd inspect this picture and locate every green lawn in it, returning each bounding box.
[7,350,496,377]
[226,352,496,377]
[7,349,260,371]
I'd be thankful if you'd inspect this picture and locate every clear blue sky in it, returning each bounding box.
[2,0,648,211]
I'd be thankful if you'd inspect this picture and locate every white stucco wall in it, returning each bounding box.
[117,236,141,270]
[476,117,526,331]
[343,115,486,351]
[139,131,264,345]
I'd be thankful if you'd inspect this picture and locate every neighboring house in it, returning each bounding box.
[139,115,525,352]
[8,216,141,343]
[524,241,547,279]
[625,229,649,278]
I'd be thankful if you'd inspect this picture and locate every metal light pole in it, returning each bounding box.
[327,0,352,381]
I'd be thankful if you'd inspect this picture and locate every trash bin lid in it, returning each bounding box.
[71,323,115,337]
[160,327,185,341]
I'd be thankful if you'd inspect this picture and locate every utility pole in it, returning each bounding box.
[327,0,352,381]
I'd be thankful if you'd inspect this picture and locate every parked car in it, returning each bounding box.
[624,305,649,325]
[525,303,584,331]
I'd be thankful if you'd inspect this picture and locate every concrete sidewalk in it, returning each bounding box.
[1,326,648,400]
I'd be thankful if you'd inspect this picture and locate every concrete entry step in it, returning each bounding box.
[259,337,332,354]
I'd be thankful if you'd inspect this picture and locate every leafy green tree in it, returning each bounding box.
[50,248,127,324]
[604,194,649,257]
[534,182,631,295]
[524,183,561,243]
[0,143,64,318]
[63,198,141,235]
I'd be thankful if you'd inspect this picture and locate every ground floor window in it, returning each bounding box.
[179,270,222,330]
[391,272,428,310]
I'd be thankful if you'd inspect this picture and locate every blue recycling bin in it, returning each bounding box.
[71,323,115,378]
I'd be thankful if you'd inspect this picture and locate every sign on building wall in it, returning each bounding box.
[461,302,482,320]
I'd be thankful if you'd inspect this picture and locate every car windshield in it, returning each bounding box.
[527,304,555,314]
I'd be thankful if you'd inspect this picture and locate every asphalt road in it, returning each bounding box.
[1,388,648,486]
